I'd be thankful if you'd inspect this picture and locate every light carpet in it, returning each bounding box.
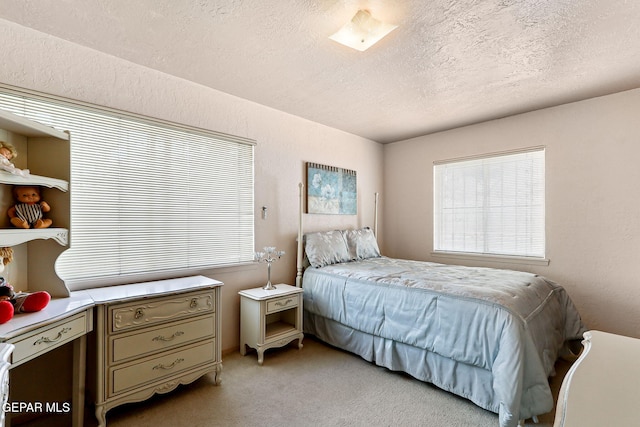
[20,336,568,426]
[99,336,568,427]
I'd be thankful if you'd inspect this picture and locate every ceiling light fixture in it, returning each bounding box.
[329,10,398,52]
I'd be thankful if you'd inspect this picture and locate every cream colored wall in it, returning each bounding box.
[5,15,639,348]
[0,19,383,352]
[384,88,640,338]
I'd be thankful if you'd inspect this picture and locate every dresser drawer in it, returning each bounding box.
[266,294,299,314]
[109,340,215,396]
[109,290,214,333]
[110,315,215,363]
[11,312,89,366]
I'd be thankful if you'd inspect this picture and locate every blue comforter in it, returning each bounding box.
[303,257,585,426]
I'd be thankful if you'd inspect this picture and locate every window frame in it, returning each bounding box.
[432,147,548,266]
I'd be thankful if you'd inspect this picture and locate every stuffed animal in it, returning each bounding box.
[7,185,53,229]
[0,247,51,324]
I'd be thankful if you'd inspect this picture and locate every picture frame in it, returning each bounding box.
[305,162,357,215]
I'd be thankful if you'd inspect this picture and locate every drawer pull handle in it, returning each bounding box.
[152,331,185,342]
[190,298,198,308]
[134,308,145,319]
[34,327,72,345]
[275,298,293,307]
[153,358,184,370]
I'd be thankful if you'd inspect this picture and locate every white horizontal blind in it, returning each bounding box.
[0,88,255,288]
[434,148,545,258]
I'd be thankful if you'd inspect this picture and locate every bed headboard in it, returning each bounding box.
[296,183,304,287]
[295,182,379,287]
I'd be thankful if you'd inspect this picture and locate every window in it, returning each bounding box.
[433,148,545,258]
[0,87,255,289]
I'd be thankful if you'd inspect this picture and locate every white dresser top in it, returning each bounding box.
[554,330,640,426]
[0,275,222,341]
[76,275,223,304]
[0,293,94,341]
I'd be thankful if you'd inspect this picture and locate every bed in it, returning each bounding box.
[294,187,585,427]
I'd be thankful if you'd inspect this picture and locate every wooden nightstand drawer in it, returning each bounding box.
[266,294,299,314]
[109,290,214,333]
[11,312,89,366]
[110,315,215,363]
[109,340,215,396]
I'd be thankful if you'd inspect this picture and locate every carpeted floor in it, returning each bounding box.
[18,336,569,426]
[100,336,569,427]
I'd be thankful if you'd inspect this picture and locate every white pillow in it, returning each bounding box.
[304,230,351,268]
[344,228,381,260]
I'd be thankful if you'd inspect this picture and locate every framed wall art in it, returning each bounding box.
[306,162,357,215]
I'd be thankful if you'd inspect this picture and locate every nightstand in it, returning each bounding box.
[239,284,304,365]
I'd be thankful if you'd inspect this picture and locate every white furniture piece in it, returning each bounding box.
[0,108,71,297]
[239,284,303,365]
[0,295,94,427]
[0,109,87,426]
[0,343,14,427]
[554,330,640,426]
[81,276,223,427]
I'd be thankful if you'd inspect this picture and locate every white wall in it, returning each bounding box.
[384,88,640,338]
[0,18,384,352]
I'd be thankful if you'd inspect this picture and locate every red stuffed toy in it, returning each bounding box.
[0,247,50,324]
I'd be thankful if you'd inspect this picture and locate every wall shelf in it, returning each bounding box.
[0,109,69,140]
[0,170,68,191]
[0,108,71,297]
[0,228,68,247]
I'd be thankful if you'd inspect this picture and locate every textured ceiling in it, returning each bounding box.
[1,0,639,143]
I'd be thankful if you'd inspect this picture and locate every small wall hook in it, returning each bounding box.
[261,206,268,220]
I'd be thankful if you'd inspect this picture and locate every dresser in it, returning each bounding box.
[82,276,223,427]
[554,330,639,426]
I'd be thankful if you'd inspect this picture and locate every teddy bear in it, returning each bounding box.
[0,247,51,324]
[7,185,53,229]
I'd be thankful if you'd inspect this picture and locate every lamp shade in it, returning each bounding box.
[329,10,398,52]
